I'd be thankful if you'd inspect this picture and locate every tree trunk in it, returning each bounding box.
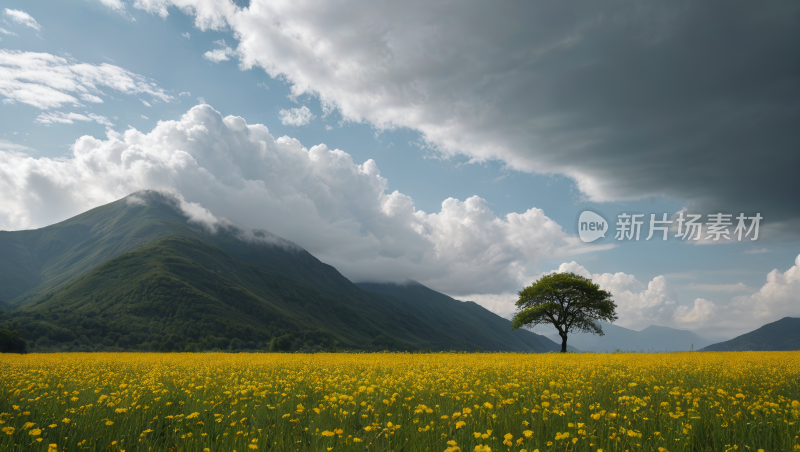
[560,333,568,353]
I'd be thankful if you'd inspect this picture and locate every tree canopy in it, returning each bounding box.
[511,272,617,352]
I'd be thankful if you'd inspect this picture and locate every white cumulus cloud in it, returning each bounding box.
[0,104,603,296]
[203,42,233,63]
[279,106,315,127]
[3,9,41,31]
[0,50,173,110]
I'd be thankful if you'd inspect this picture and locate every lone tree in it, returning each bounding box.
[511,272,617,353]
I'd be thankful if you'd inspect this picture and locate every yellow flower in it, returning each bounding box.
[321,430,335,436]
[522,430,533,438]
[29,428,42,436]
[106,421,114,426]
[248,445,258,450]
[2,427,15,435]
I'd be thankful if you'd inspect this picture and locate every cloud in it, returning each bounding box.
[128,0,800,237]
[0,50,173,110]
[140,98,152,107]
[80,93,104,104]
[35,112,87,124]
[141,115,149,120]
[98,0,126,12]
[540,257,800,340]
[0,139,33,153]
[279,106,315,127]
[179,91,191,96]
[3,9,41,31]
[203,42,234,63]
[88,113,115,127]
[181,32,191,39]
[95,0,136,21]
[128,189,300,249]
[0,27,18,37]
[35,111,114,127]
[0,103,601,296]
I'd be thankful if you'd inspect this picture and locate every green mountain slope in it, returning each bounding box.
[4,236,461,352]
[356,281,560,352]
[0,191,409,312]
[0,191,560,353]
[699,317,800,351]
[0,193,208,305]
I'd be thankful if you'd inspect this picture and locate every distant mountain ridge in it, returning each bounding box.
[357,281,560,352]
[0,191,561,353]
[699,317,800,351]
[545,320,714,352]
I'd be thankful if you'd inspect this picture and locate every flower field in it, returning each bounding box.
[1,352,799,451]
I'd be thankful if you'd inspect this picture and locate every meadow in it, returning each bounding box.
[1,352,798,452]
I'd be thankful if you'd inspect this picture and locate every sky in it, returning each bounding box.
[1,0,798,341]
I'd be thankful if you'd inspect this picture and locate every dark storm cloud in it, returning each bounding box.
[133,0,800,236]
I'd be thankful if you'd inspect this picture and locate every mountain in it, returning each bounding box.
[699,317,800,351]
[0,190,560,353]
[357,281,560,352]
[544,321,714,352]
